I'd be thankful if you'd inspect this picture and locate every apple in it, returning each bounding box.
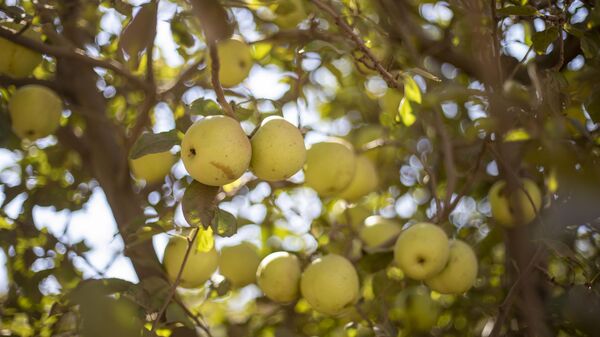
[271,0,306,29]
[218,242,261,287]
[256,251,302,303]
[0,22,43,78]
[163,235,219,288]
[300,254,360,315]
[488,178,542,227]
[250,116,306,181]
[129,150,176,184]
[9,85,63,140]
[393,223,449,280]
[181,115,251,186]
[207,38,253,87]
[304,139,357,196]
[391,286,439,332]
[359,215,402,250]
[425,240,478,294]
[339,155,379,201]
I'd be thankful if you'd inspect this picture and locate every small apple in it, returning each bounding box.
[425,240,478,294]
[129,150,176,184]
[0,22,43,78]
[250,116,306,181]
[181,115,251,186]
[207,38,253,87]
[488,178,542,227]
[304,139,357,196]
[271,0,306,29]
[256,251,302,303]
[163,235,219,288]
[339,155,379,201]
[300,254,360,315]
[390,286,439,332]
[218,242,261,287]
[9,85,62,140]
[393,223,449,280]
[359,215,402,250]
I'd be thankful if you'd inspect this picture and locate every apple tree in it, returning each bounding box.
[1,0,600,336]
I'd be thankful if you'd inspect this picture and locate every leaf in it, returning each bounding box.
[403,76,422,104]
[211,209,237,237]
[396,98,416,127]
[181,181,220,228]
[496,5,538,16]
[118,2,158,66]
[68,278,135,304]
[189,0,233,41]
[129,130,180,160]
[189,98,221,116]
[503,128,531,142]
[532,26,560,54]
[195,227,215,252]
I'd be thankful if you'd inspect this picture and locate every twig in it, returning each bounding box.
[207,41,236,118]
[0,25,152,92]
[151,228,200,332]
[506,44,534,82]
[310,0,401,88]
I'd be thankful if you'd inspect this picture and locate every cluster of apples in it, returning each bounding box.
[163,237,360,315]
[1,23,64,141]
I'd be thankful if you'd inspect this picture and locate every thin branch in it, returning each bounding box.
[310,0,401,88]
[0,25,152,92]
[207,41,236,118]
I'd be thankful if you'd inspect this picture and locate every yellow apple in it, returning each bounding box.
[0,23,43,78]
[339,155,379,201]
[8,85,62,140]
[256,251,301,303]
[391,286,439,332]
[304,139,357,196]
[488,178,542,227]
[393,223,449,280]
[359,215,402,249]
[181,115,251,186]
[300,254,360,315]
[129,150,176,184]
[250,116,306,181]
[163,236,219,288]
[218,242,261,287]
[207,38,253,87]
[425,240,478,294]
[271,0,306,29]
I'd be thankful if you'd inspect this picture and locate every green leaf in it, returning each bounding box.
[532,26,559,54]
[181,181,220,229]
[403,76,422,104]
[496,5,538,16]
[396,98,416,127]
[166,303,195,329]
[189,98,222,116]
[129,130,180,160]
[195,227,215,252]
[118,2,158,66]
[211,209,237,237]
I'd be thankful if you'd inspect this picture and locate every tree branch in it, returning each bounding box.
[207,41,236,118]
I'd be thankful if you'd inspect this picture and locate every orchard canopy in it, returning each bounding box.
[1,0,600,336]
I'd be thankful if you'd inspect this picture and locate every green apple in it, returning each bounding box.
[129,150,176,184]
[304,139,357,196]
[250,116,306,181]
[393,223,449,280]
[425,240,478,294]
[181,115,251,186]
[218,242,261,287]
[207,38,253,87]
[256,251,302,303]
[163,235,219,288]
[0,23,43,78]
[271,0,306,29]
[390,286,439,332]
[339,155,379,201]
[300,254,360,315]
[359,215,401,249]
[9,85,62,140]
[488,178,542,227]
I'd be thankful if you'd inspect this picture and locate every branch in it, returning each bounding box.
[0,25,152,92]
[0,75,61,91]
[207,41,236,118]
[310,0,401,88]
